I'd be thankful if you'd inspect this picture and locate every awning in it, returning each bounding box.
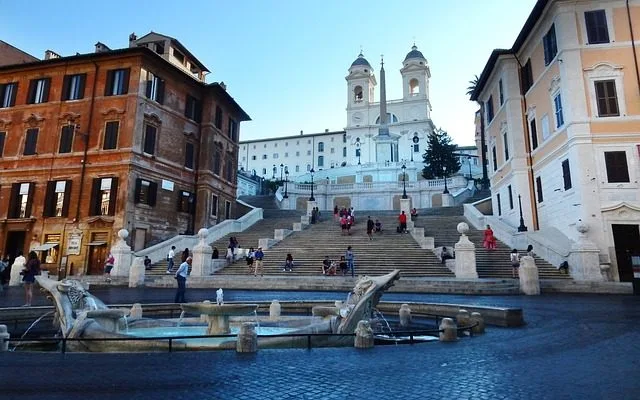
[31,243,59,251]
[86,241,107,246]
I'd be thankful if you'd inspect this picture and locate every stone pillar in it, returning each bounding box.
[519,256,540,295]
[0,324,9,352]
[442,193,454,207]
[568,220,604,281]
[439,318,457,342]
[269,300,281,321]
[354,320,374,349]
[236,322,258,353]
[128,257,145,288]
[111,229,133,277]
[456,309,471,328]
[454,222,478,279]
[191,228,213,277]
[129,303,143,320]
[399,304,412,328]
[470,312,485,334]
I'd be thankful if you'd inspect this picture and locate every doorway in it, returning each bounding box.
[88,244,107,275]
[4,231,26,262]
[612,224,640,282]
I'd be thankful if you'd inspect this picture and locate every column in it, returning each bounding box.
[454,222,478,278]
[111,229,133,277]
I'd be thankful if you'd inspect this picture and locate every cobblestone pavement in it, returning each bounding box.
[1,288,640,399]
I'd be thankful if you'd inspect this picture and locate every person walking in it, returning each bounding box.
[366,216,375,241]
[253,247,264,277]
[166,246,176,274]
[526,244,534,257]
[333,205,339,222]
[338,255,348,276]
[483,225,496,250]
[181,247,190,263]
[284,253,294,272]
[174,256,191,303]
[246,247,255,274]
[104,252,115,283]
[510,249,520,278]
[143,256,152,270]
[22,251,40,306]
[345,246,355,278]
[398,211,408,234]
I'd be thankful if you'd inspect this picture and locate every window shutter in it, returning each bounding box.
[104,121,119,150]
[145,79,152,98]
[8,183,19,218]
[185,142,194,168]
[184,96,192,118]
[77,74,86,99]
[89,178,101,216]
[61,75,70,101]
[24,128,38,155]
[41,78,51,103]
[157,79,165,104]
[149,181,158,207]
[104,70,114,96]
[25,183,35,218]
[9,82,18,106]
[134,178,141,204]
[0,132,5,157]
[144,125,156,154]
[61,180,72,217]
[59,125,74,153]
[43,181,56,217]
[27,80,37,104]
[562,160,572,190]
[108,177,119,215]
[195,101,202,123]
[121,69,130,94]
[190,193,197,215]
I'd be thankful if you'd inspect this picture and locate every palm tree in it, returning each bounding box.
[467,75,489,189]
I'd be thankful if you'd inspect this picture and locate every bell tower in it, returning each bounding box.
[346,51,376,128]
[400,44,431,120]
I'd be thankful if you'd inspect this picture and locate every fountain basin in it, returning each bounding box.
[180,303,259,335]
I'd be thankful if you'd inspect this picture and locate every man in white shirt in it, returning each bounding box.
[166,246,176,274]
[174,256,191,303]
[10,251,27,286]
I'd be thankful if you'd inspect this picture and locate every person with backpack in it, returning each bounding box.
[22,251,40,306]
[166,246,176,274]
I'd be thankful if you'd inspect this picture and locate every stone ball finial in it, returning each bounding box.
[576,219,589,235]
[117,229,129,240]
[197,228,208,239]
[457,222,469,235]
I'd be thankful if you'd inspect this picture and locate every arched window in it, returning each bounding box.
[306,164,311,171]
[262,168,266,175]
[354,85,363,102]
[374,113,399,124]
[409,78,420,95]
[318,142,324,152]
[318,155,324,167]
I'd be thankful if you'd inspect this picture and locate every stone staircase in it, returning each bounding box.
[412,215,570,279]
[216,213,454,278]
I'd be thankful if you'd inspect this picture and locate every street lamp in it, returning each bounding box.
[467,156,473,180]
[410,145,414,162]
[283,167,289,199]
[356,137,361,165]
[309,168,315,201]
[279,163,284,184]
[401,163,408,199]
[443,166,449,194]
[517,194,528,232]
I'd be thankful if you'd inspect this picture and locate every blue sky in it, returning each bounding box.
[1,0,536,145]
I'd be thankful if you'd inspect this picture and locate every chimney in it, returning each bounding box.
[300,130,303,135]
[128,32,137,47]
[44,50,61,60]
[325,129,329,132]
[219,81,227,90]
[94,42,111,53]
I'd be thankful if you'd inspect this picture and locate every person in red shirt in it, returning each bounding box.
[398,211,408,234]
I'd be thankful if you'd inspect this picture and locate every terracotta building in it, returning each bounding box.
[0,40,38,67]
[0,33,250,277]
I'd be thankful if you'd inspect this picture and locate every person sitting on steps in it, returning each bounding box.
[441,246,454,264]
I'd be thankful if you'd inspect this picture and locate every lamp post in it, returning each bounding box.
[283,167,289,198]
[517,194,528,232]
[309,168,315,201]
[401,163,408,199]
[410,145,414,162]
[443,166,449,194]
[272,164,276,180]
[356,137,361,165]
[467,156,473,180]
[279,163,284,184]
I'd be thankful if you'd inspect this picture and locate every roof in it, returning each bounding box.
[134,31,210,72]
[0,40,39,66]
[207,82,251,122]
[404,45,425,62]
[470,0,550,101]
[350,52,371,68]
[240,130,346,145]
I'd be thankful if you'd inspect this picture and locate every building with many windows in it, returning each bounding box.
[0,33,249,276]
[471,0,640,282]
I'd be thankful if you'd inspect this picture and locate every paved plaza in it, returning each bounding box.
[1,287,639,399]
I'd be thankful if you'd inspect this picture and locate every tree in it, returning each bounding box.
[466,75,489,188]
[421,128,461,179]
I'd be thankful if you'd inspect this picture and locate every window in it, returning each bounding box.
[251,155,256,160]
[296,151,300,156]
[554,93,564,128]
[486,96,494,122]
[8,182,34,218]
[262,154,267,160]
[44,180,72,217]
[185,142,194,169]
[594,80,619,117]
[210,194,218,216]
[503,132,509,161]
[155,42,164,54]
[59,125,75,153]
[492,146,497,171]
[529,118,538,150]
[307,164,311,172]
[61,74,86,101]
[409,78,420,95]
[604,151,630,183]
[499,79,504,105]
[536,176,544,203]
[585,10,609,44]
[413,144,419,153]
[354,85,363,101]
[105,69,130,96]
[343,134,347,143]
[24,128,38,155]
[225,200,231,219]
[0,82,18,107]
[145,72,164,104]
[213,144,223,175]
[355,148,361,157]
[185,95,202,122]
[318,155,324,167]
[318,142,324,152]
[295,165,300,172]
[103,121,119,150]
[284,152,288,157]
[134,178,157,206]
[214,106,223,129]
[273,153,278,159]
[521,59,533,94]
[330,148,335,154]
[508,185,513,209]
[173,49,185,64]
[343,147,347,157]
[307,150,311,156]
[261,168,266,175]
[178,191,195,213]
[541,115,550,141]
[226,159,233,181]
[543,24,558,66]
[562,159,572,190]
[0,131,5,157]
[496,193,502,216]
[228,118,237,141]
[27,78,51,104]
[143,125,157,155]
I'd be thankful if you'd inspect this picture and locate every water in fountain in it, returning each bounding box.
[177,311,186,327]
[122,315,129,333]
[253,310,261,332]
[12,311,54,351]
[373,309,393,336]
